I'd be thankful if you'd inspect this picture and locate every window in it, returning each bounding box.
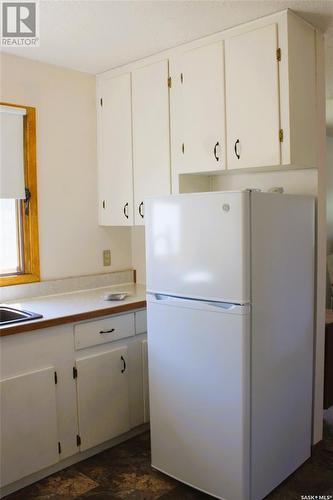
[0,103,40,286]
[0,199,24,275]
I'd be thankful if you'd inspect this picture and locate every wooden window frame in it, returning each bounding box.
[0,102,40,286]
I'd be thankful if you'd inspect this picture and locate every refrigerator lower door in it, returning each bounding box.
[147,294,250,500]
[145,191,250,304]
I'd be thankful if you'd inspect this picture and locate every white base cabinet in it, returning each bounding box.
[76,347,130,451]
[0,309,148,493]
[1,368,60,486]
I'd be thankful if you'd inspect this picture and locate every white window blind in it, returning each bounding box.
[0,105,26,199]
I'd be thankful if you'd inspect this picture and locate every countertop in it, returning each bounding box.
[0,283,146,337]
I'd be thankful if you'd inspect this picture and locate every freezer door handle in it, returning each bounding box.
[149,293,249,314]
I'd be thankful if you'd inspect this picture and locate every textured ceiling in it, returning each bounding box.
[1,0,333,96]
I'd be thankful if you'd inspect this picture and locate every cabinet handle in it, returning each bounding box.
[234,139,240,159]
[102,200,106,210]
[99,328,115,334]
[121,355,126,373]
[123,202,129,219]
[213,142,220,162]
[139,202,144,219]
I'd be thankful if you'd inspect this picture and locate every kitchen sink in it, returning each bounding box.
[0,306,43,325]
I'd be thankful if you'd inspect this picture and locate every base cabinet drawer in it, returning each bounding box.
[74,313,135,350]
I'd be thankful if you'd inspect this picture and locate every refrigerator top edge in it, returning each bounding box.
[144,190,316,203]
[144,190,250,203]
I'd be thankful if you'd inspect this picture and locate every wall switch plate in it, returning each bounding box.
[103,249,111,266]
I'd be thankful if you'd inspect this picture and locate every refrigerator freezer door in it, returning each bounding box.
[145,191,250,303]
[147,294,250,500]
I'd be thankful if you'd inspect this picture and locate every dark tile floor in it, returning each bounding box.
[5,412,333,500]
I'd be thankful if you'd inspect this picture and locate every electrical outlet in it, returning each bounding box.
[103,249,111,266]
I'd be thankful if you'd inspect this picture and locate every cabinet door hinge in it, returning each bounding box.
[100,97,103,107]
[279,129,284,142]
[76,434,81,447]
[167,76,172,89]
[58,442,61,454]
[24,187,31,216]
[54,371,58,384]
[73,366,78,379]
[276,48,281,61]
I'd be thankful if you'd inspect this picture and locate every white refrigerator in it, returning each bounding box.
[145,191,314,500]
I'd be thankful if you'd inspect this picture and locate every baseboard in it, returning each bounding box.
[311,439,324,453]
[1,424,149,498]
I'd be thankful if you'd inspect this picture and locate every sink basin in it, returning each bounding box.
[0,306,43,326]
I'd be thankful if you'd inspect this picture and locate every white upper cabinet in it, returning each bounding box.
[97,10,317,203]
[132,60,171,225]
[281,13,316,168]
[180,42,226,173]
[98,73,133,226]
[225,24,280,170]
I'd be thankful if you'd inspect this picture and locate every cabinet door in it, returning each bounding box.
[1,367,59,486]
[181,42,226,173]
[142,339,150,423]
[98,73,133,226]
[132,60,170,226]
[225,24,280,170]
[76,347,130,451]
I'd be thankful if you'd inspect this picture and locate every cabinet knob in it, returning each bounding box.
[213,142,220,162]
[234,139,240,159]
[139,202,144,219]
[123,202,129,219]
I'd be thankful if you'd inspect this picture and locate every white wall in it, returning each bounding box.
[131,227,146,284]
[212,169,318,195]
[0,53,132,280]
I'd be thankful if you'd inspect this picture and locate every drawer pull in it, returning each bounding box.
[138,201,144,219]
[213,141,220,162]
[234,139,240,159]
[99,328,115,334]
[121,355,126,373]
